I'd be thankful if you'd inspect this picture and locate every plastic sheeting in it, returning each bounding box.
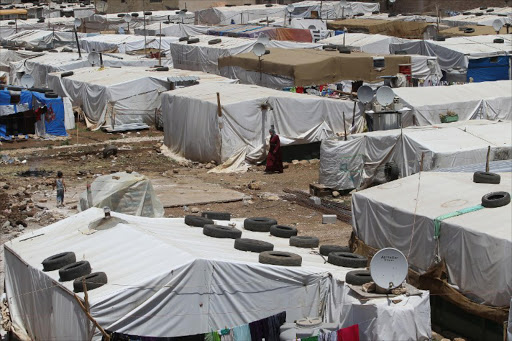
[4,207,430,340]
[394,80,512,126]
[441,7,512,27]
[319,33,409,54]
[47,66,237,131]
[170,35,321,74]
[9,52,170,88]
[79,172,164,218]
[1,29,90,48]
[351,172,511,306]
[319,120,512,191]
[78,34,180,53]
[206,25,313,42]
[162,82,364,165]
[134,23,209,37]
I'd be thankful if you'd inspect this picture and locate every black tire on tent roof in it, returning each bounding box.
[475,12,484,16]
[59,261,92,281]
[208,38,222,45]
[473,171,500,184]
[45,93,59,98]
[203,224,242,239]
[319,245,350,256]
[259,251,302,266]
[328,252,367,268]
[494,38,504,43]
[289,236,319,248]
[462,12,471,15]
[117,13,125,17]
[481,191,511,208]
[179,36,189,42]
[156,66,169,71]
[244,217,277,232]
[265,3,273,7]
[234,238,274,253]
[185,215,213,227]
[269,225,297,238]
[61,71,74,78]
[187,38,200,44]
[73,272,108,292]
[201,211,231,221]
[464,28,475,34]
[42,252,76,271]
[345,270,372,285]
[144,11,152,16]
[131,13,139,17]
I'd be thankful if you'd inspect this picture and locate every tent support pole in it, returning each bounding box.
[342,111,347,140]
[73,282,110,341]
[216,92,222,117]
[485,146,491,172]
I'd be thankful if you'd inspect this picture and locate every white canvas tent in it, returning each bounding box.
[169,35,321,74]
[9,52,170,88]
[318,32,408,54]
[133,23,209,37]
[82,11,195,32]
[47,66,237,131]
[441,7,512,27]
[394,80,512,126]
[0,48,43,83]
[162,82,364,167]
[319,120,512,191]
[4,207,431,340]
[0,17,76,38]
[1,29,89,48]
[351,171,511,307]
[78,34,180,53]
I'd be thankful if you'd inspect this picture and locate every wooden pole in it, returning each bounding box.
[420,152,425,172]
[216,92,222,118]
[485,146,491,172]
[351,100,356,131]
[342,111,347,141]
[73,279,110,340]
[159,22,162,66]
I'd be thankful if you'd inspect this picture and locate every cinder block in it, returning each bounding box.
[310,196,321,205]
[322,214,337,224]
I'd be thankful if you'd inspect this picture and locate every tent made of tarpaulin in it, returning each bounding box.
[1,29,90,48]
[439,25,509,38]
[318,32,409,54]
[219,49,412,87]
[351,171,511,307]
[394,80,512,126]
[0,48,43,83]
[206,24,313,42]
[4,207,431,340]
[0,89,67,138]
[78,34,179,53]
[389,35,512,81]
[47,66,237,131]
[441,6,512,27]
[289,1,380,19]
[162,82,364,166]
[82,11,195,32]
[133,23,209,37]
[9,52,170,88]
[319,120,512,191]
[79,172,164,218]
[327,18,434,39]
[169,35,321,74]
[0,17,76,37]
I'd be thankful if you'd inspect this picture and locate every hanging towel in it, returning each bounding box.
[232,325,251,341]
[205,331,221,341]
[337,325,359,341]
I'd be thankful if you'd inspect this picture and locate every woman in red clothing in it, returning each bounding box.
[265,128,283,173]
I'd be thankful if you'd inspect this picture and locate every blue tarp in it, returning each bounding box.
[467,56,510,82]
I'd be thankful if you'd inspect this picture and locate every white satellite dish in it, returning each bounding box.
[123,14,132,23]
[357,85,374,104]
[492,18,503,33]
[20,74,35,88]
[257,34,270,45]
[370,248,408,290]
[375,86,395,106]
[252,42,266,57]
[87,52,101,66]
[96,1,108,13]
[74,18,82,28]
[339,0,348,8]
[287,4,295,13]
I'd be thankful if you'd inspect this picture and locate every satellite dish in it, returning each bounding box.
[287,4,295,13]
[308,25,317,30]
[357,85,374,104]
[375,86,395,106]
[257,34,270,45]
[370,248,408,290]
[492,19,503,33]
[123,14,132,23]
[20,74,35,88]
[252,42,266,57]
[339,0,348,7]
[87,52,101,66]
[96,1,108,13]
[74,18,82,28]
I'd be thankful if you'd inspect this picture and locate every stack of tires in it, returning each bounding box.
[319,244,372,285]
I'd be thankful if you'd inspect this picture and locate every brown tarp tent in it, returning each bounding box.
[327,18,433,39]
[440,25,507,37]
[219,48,411,86]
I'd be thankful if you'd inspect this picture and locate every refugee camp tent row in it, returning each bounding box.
[0,48,44,83]
[4,207,431,340]
[327,18,437,39]
[206,25,314,43]
[162,82,364,171]
[0,16,76,37]
[47,66,237,131]
[390,35,512,82]
[78,34,180,53]
[319,120,512,191]
[351,170,511,309]
[219,48,442,89]
[0,89,68,139]
[1,29,90,49]
[9,52,170,88]
[318,32,409,54]
[441,6,512,27]
[133,22,209,37]
[169,35,322,74]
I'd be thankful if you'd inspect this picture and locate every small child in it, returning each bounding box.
[55,171,66,207]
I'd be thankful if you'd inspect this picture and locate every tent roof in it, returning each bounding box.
[439,25,508,37]
[17,52,157,67]
[319,32,407,47]
[327,18,432,38]
[428,34,512,55]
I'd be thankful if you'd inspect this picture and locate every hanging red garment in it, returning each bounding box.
[265,134,283,173]
[337,324,359,341]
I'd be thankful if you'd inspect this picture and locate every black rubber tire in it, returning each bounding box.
[481,191,511,208]
[117,13,125,17]
[345,270,372,285]
[144,11,152,16]
[473,171,500,184]
[384,161,399,181]
[102,145,118,158]
[61,71,74,78]
[338,46,351,54]
[259,251,301,266]
[45,93,58,98]
[486,8,494,12]
[265,3,273,7]
[270,225,297,238]
[475,12,483,16]
[435,36,445,41]
[30,87,52,94]
[208,38,221,45]
[203,224,242,239]
[319,245,350,256]
[156,67,169,71]
[464,28,475,33]
[179,36,189,42]
[462,11,471,15]
[201,211,231,221]
[494,38,504,43]
[372,10,379,14]
[42,252,76,271]
[289,236,319,248]
[328,252,367,268]
[184,215,213,227]
[322,44,337,50]
[59,261,92,281]
[73,272,107,292]
[355,13,364,16]
[479,6,487,10]
[234,238,274,253]
[388,13,397,17]
[244,217,277,232]
[131,13,139,17]
[187,38,200,44]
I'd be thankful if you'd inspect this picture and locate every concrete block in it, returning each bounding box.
[310,196,321,205]
[322,214,337,224]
